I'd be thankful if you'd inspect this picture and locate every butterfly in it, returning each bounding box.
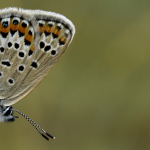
[0,7,75,141]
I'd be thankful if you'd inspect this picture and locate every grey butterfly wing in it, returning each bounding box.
[0,8,75,106]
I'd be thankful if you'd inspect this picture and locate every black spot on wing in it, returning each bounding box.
[0,47,5,53]
[59,40,65,46]
[14,43,19,49]
[1,32,8,38]
[40,41,45,49]
[44,45,51,52]
[18,51,25,58]
[8,42,12,48]
[51,50,56,55]
[52,33,58,39]
[8,78,14,85]
[28,50,33,56]
[24,39,31,46]
[2,21,8,28]
[22,22,27,28]
[19,31,25,37]
[10,29,17,36]
[13,20,19,25]
[44,31,51,36]
[0,71,3,77]
[18,65,25,72]
[28,30,32,35]
[1,60,11,67]
[31,61,38,69]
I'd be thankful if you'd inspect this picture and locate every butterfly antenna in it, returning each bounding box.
[12,109,55,141]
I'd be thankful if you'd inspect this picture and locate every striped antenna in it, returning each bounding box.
[12,108,55,141]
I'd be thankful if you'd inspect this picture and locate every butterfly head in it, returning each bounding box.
[0,105,19,122]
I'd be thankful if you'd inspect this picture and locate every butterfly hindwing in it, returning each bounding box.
[0,8,75,106]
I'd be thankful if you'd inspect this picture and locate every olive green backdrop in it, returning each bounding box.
[1,0,150,150]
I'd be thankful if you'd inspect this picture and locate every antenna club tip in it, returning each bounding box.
[53,137,56,140]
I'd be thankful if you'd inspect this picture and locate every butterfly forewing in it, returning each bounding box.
[0,8,75,106]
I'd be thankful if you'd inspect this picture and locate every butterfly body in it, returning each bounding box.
[0,8,75,140]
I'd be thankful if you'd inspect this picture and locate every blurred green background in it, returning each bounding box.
[1,0,150,150]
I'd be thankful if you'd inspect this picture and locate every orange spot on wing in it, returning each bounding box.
[19,26,28,34]
[39,26,45,33]
[49,27,53,33]
[1,24,10,33]
[30,45,34,51]
[60,36,66,43]
[0,24,2,32]
[45,23,54,33]
[53,28,58,35]
[45,26,51,33]
[11,24,20,31]
[57,30,61,36]
[9,20,20,31]
[25,34,33,43]
[1,28,9,33]
[53,28,61,37]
